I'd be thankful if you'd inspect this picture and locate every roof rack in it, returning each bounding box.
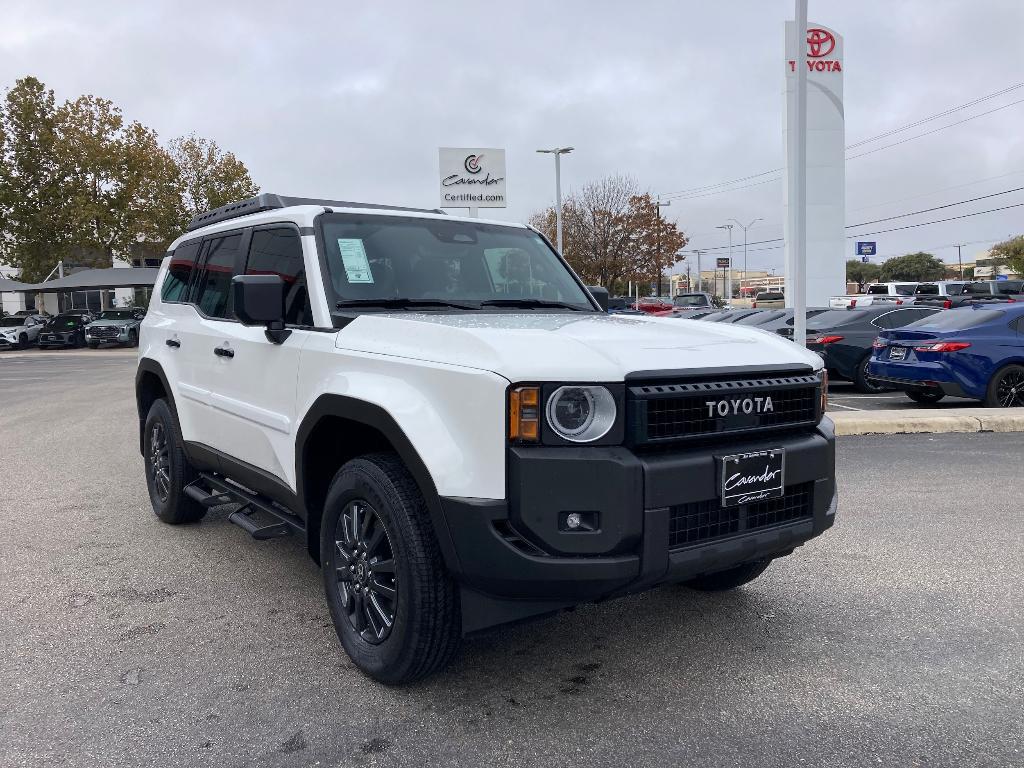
[185,194,447,232]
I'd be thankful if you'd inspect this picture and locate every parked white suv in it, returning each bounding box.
[136,194,838,683]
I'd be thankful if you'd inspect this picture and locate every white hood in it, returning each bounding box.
[336,312,823,382]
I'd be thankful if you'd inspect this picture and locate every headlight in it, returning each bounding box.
[545,385,617,443]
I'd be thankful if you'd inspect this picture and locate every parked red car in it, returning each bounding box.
[633,297,674,314]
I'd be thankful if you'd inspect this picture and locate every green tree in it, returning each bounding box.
[168,133,259,229]
[988,235,1024,277]
[0,76,72,282]
[879,252,946,282]
[846,259,881,291]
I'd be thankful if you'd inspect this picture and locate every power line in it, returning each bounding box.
[846,186,1024,229]
[657,80,1024,201]
[847,169,1024,213]
[847,201,1024,238]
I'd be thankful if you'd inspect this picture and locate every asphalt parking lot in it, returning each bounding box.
[825,381,981,412]
[1,352,1021,767]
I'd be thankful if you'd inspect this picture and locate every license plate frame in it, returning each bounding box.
[889,346,907,361]
[719,449,785,507]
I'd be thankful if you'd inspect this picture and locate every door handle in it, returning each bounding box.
[166,338,180,348]
[214,346,234,358]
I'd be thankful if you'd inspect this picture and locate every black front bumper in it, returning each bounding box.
[442,421,837,633]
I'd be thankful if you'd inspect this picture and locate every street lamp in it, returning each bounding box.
[729,217,764,294]
[716,223,734,301]
[536,147,574,254]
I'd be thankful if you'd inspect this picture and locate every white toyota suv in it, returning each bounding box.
[136,194,837,683]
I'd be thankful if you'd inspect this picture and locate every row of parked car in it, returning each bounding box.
[635,300,1024,408]
[0,308,145,350]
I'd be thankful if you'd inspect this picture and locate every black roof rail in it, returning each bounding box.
[185,194,447,232]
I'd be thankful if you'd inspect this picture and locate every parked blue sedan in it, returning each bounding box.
[868,303,1024,406]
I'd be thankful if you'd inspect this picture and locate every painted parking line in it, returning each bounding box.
[828,402,864,411]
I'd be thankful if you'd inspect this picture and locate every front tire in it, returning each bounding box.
[321,454,460,684]
[984,364,1024,407]
[18,333,28,350]
[907,390,946,404]
[685,559,772,591]
[143,398,205,524]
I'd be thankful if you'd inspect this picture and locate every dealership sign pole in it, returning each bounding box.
[784,4,844,344]
[439,148,507,217]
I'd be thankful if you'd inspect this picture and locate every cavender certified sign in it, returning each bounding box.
[438,147,507,209]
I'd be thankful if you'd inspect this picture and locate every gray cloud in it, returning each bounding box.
[3,0,1023,272]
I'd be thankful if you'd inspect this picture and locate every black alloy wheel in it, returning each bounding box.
[149,421,171,502]
[987,365,1024,408]
[333,500,398,644]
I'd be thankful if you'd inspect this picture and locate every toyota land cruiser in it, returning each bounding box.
[136,194,837,683]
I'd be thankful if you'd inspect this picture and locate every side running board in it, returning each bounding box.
[185,474,305,541]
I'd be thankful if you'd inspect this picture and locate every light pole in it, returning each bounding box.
[655,198,671,295]
[716,223,734,301]
[536,147,574,254]
[729,217,763,295]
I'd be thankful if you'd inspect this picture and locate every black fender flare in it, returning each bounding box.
[135,358,178,455]
[295,394,462,575]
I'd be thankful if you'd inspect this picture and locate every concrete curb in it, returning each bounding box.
[830,407,1024,436]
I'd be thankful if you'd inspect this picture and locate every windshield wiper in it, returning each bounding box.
[478,298,587,311]
[336,297,481,311]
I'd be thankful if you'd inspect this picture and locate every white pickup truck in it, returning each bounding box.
[829,282,918,309]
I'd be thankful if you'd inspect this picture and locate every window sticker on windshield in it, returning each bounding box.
[337,239,374,284]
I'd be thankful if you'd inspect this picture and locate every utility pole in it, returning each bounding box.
[694,249,703,292]
[536,147,574,253]
[655,198,671,296]
[957,244,964,279]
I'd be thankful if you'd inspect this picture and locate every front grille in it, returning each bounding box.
[89,326,120,338]
[629,374,819,445]
[667,482,814,549]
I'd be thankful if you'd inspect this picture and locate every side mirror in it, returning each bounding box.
[232,274,291,344]
[587,285,609,312]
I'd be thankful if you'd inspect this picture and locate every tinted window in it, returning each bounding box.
[245,228,313,326]
[906,308,1006,330]
[162,240,200,302]
[756,292,784,301]
[915,284,939,295]
[997,281,1023,295]
[807,310,868,328]
[964,282,994,295]
[736,310,786,325]
[872,309,937,329]
[895,284,917,296]
[866,285,888,295]
[193,233,242,319]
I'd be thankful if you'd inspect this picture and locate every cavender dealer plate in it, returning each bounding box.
[719,449,785,507]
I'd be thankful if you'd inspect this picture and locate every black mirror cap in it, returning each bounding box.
[587,285,609,312]
[232,274,286,327]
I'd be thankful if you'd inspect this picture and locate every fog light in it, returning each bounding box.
[566,513,582,530]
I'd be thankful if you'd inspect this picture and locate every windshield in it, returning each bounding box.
[673,294,708,307]
[98,310,135,320]
[319,214,595,311]
[1,317,25,327]
[47,316,82,328]
[906,308,1006,330]
[807,309,868,328]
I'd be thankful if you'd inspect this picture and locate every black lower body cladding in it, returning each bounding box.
[441,420,837,634]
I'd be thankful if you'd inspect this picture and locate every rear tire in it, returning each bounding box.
[127,329,138,347]
[321,453,460,684]
[984,364,1024,408]
[853,355,887,394]
[685,559,772,591]
[907,390,946,404]
[143,398,205,524]
[18,333,28,350]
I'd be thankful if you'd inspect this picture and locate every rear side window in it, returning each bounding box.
[193,233,242,319]
[997,281,1023,295]
[907,308,1006,330]
[162,240,201,302]
[873,309,937,329]
[866,285,888,295]
[245,228,313,326]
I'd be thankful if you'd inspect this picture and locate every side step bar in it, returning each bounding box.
[185,474,305,541]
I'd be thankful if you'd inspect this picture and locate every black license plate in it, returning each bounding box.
[719,449,785,507]
[889,346,907,361]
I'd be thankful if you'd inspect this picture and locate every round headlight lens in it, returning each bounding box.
[545,386,616,442]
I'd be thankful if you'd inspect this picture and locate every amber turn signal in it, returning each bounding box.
[509,386,540,441]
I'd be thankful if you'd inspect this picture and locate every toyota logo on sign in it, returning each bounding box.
[464,154,484,174]
[806,28,835,58]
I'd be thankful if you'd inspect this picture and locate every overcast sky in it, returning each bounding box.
[3,0,1023,274]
